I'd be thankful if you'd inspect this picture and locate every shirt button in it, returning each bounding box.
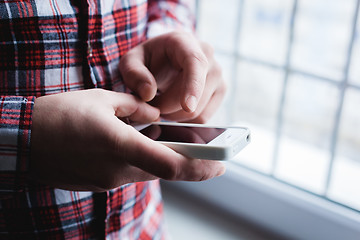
[88,43,93,57]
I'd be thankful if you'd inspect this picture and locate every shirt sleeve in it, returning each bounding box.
[146,0,196,38]
[0,96,35,195]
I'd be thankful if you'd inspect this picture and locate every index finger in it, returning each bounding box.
[164,32,209,113]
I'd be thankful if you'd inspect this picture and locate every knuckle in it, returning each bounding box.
[94,174,118,191]
[201,41,214,58]
[172,30,188,38]
[207,61,223,80]
[189,51,209,68]
[164,31,188,48]
[199,172,211,181]
[213,74,227,94]
[156,161,180,180]
[90,88,108,99]
[186,161,210,181]
[219,79,227,94]
[169,30,191,41]
[167,31,210,69]
[182,50,209,70]
[91,88,105,94]
[212,61,223,76]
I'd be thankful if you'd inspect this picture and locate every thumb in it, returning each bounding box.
[120,47,157,102]
[123,126,226,181]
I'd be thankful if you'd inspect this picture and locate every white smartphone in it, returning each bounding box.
[134,122,251,160]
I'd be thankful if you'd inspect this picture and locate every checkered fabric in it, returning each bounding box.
[0,0,195,239]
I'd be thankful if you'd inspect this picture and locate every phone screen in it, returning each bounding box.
[139,125,226,144]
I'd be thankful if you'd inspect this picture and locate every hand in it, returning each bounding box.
[30,89,225,192]
[120,31,226,123]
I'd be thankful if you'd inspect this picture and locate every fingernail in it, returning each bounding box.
[185,95,197,112]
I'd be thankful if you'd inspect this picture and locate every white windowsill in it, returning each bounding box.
[166,162,360,240]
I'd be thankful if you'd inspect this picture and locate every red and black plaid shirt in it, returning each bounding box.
[0,0,195,239]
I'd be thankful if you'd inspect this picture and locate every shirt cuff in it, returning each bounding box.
[0,96,35,194]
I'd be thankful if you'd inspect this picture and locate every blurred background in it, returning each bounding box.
[161,0,360,239]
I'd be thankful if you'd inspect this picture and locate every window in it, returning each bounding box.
[197,0,360,212]
[170,0,360,238]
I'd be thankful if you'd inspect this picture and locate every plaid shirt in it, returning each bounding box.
[0,0,195,239]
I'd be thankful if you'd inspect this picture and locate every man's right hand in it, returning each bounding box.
[30,89,225,192]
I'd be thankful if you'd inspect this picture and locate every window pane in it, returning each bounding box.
[349,10,360,86]
[234,62,283,129]
[208,53,235,125]
[238,0,293,65]
[275,74,339,194]
[291,0,356,80]
[231,62,283,173]
[328,89,360,210]
[197,0,240,53]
